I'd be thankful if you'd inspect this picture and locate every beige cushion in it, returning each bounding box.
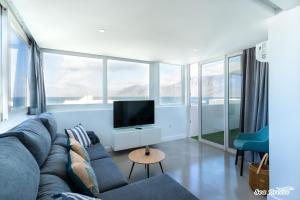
[67,150,99,197]
[69,138,90,162]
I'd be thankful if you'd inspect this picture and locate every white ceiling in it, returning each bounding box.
[269,0,300,10]
[10,0,275,64]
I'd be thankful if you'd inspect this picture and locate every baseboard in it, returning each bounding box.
[161,134,186,142]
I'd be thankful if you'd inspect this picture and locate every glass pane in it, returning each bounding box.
[107,60,149,102]
[190,63,198,105]
[228,55,242,148]
[43,53,103,105]
[201,60,225,145]
[159,63,182,104]
[9,27,29,109]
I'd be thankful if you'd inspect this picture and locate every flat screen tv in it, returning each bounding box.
[113,100,155,128]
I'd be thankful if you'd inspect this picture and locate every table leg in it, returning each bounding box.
[159,162,164,173]
[128,162,135,179]
[146,164,149,178]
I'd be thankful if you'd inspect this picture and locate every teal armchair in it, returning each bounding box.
[233,126,269,176]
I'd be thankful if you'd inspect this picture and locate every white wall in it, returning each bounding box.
[52,106,188,148]
[268,6,300,200]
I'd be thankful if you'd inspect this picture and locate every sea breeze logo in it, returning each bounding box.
[254,186,294,196]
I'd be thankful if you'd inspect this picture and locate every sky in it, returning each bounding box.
[43,53,103,97]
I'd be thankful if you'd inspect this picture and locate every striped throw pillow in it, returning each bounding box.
[65,124,91,148]
[52,192,101,200]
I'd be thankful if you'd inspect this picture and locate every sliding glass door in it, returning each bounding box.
[189,53,242,150]
[201,60,225,146]
[228,55,242,149]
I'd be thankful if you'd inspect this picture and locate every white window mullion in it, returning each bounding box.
[103,58,108,104]
[1,6,9,120]
[181,64,186,105]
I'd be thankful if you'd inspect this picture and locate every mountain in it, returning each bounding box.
[110,85,148,97]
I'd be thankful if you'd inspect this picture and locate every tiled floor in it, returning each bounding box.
[110,138,266,200]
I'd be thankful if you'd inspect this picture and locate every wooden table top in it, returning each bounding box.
[128,148,165,164]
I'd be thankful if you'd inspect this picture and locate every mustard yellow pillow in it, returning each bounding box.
[67,150,99,197]
[69,138,90,162]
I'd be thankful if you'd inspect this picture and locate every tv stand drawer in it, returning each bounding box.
[112,127,161,151]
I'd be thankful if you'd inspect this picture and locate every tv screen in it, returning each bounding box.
[113,100,155,128]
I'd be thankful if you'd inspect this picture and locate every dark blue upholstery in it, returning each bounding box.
[87,143,110,160]
[100,175,199,200]
[54,133,69,148]
[2,119,52,166]
[0,136,40,200]
[37,112,58,141]
[40,145,69,182]
[91,157,128,192]
[37,174,71,200]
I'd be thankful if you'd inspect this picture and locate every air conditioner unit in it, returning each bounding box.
[256,41,268,62]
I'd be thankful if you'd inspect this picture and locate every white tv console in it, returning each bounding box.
[112,126,161,151]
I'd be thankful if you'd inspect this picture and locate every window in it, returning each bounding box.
[8,23,30,109]
[201,60,224,105]
[190,63,198,105]
[201,59,225,145]
[43,52,103,105]
[107,60,149,102]
[159,63,183,104]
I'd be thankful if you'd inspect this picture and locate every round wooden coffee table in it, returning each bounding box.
[128,148,165,179]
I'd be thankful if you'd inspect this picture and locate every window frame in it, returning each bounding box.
[225,52,243,151]
[42,48,153,109]
[158,62,185,106]
[42,49,105,106]
[7,11,30,113]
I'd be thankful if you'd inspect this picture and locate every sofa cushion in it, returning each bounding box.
[69,138,90,162]
[37,112,58,141]
[100,174,199,200]
[91,158,128,192]
[3,119,52,166]
[0,136,40,200]
[54,134,69,148]
[87,143,110,160]
[67,150,99,197]
[40,145,69,182]
[37,174,71,200]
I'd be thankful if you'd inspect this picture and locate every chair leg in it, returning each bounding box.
[240,151,244,176]
[235,150,239,165]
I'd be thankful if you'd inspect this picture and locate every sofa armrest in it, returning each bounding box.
[87,131,100,144]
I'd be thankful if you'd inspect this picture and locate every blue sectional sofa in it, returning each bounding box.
[0,113,199,200]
